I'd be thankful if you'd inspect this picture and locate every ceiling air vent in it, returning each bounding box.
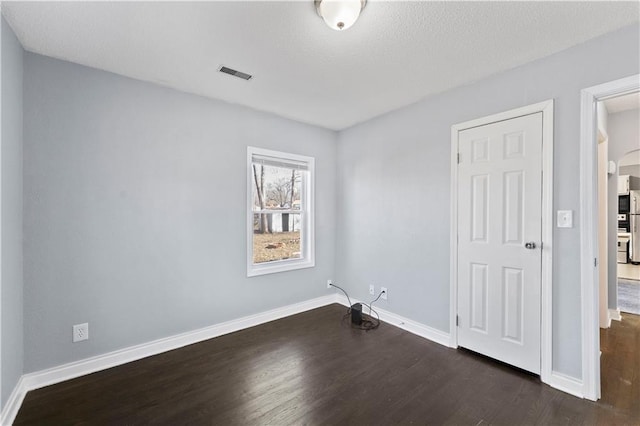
[219,66,252,81]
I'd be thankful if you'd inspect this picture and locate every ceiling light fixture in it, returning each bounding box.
[315,0,367,31]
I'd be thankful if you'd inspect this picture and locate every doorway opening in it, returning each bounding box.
[614,146,640,313]
[580,74,640,401]
[596,95,640,327]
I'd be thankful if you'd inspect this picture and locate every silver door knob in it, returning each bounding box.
[525,242,537,249]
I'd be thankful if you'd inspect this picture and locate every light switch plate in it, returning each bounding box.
[557,210,573,228]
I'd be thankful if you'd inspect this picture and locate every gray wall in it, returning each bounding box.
[1,16,24,409]
[607,108,640,309]
[12,17,640,388]
[23,53,337,373]
[336,24,640,379]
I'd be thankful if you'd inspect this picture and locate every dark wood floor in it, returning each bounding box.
[14,305,640,425]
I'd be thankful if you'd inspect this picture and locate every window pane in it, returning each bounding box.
[252,213,302,264]
[248,147,314,277]
[251,163,303,212]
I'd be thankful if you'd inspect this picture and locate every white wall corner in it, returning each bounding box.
[0,376,28,426]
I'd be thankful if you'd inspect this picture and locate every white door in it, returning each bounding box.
[457,112,543,374]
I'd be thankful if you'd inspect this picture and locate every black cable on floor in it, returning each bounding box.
[332,283,384,331]
[329,282,353,314]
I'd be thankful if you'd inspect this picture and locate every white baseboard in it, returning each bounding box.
[609,309,622,322]
[0,294,336,425]
[337,295,589,400]
[0,376,27,426]
[547,371,584,399]
[0,292,589,424]
[335,295,452,347]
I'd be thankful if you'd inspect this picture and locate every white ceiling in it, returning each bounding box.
[603,91,640,114]
[3,1,639,130]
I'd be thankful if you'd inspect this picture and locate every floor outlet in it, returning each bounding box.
[73,323,89,343]
[381,287,388,300]
[369,285,375,295]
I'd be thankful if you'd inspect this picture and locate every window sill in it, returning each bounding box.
[247,259,315,277]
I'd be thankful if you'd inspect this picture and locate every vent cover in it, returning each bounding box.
[219,66,252,81]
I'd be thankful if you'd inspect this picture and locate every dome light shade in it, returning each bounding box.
[315,0,366,31]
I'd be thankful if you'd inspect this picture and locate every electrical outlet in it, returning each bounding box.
[73,323,89,343]
[369,284,375,295]
[327,279,333,289]
[380,287,388,300]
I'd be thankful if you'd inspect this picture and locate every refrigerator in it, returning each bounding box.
[631,190,640,264]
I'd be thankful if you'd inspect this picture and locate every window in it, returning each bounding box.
[247,147,315,276]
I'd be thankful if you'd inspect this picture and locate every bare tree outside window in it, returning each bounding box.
[252,164,269,234]
[251,163,302,263]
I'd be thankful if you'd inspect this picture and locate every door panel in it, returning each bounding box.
[502,267,523,344]
[503,171,523,245]
[471,175,489,242]
[457,112,543,374]
[470,263,489,332]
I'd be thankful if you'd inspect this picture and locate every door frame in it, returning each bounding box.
[449,100,554,387]
[580,74,640,401]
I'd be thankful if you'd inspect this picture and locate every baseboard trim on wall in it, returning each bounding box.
[335,295,587,399]
[335,295,452,348]
[547,371,584,399]
[1,293,586,424]
[0,294,336,425]
[0,376,27,426]
[609,309,622,322]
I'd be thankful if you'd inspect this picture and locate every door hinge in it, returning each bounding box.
[457,153,461,164]
[456,315,459,327]
[594,258,598,267]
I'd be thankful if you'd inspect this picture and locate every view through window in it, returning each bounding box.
[247,147,314,276]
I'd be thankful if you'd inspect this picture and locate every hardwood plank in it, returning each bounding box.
[14,305,640,425]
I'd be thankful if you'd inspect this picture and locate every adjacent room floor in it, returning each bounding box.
[618,279,640,315]
[14,304,640,425]
[618,262,640,315]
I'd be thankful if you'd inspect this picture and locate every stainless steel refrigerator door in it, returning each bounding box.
[631,191,640,214]
[632,214,640,263]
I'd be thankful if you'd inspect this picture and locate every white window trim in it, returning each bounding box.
[247,146,315,277]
